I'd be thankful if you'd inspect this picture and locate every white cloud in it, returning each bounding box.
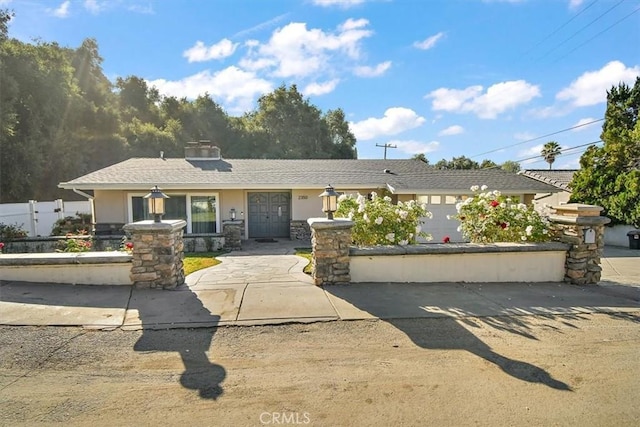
[350,108,426,141]
[148,66,273,114]
[427,80,541,119]
[353,61,391,77]
[312,0,366,8]
[303,79,340,96]
[84,0,106,14]
[568,0,584,10]
[183,39,239,62]
[514,132,536,141]
[239,19,373,79]
[438,125,464,136]
[571,117,598,131]
[556,61,640,107]
[519,144,545,158]
[51,1,70,18]
[413,32,444,50]
[390,140,440,155]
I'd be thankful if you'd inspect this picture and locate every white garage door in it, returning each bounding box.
[416,195,466,243]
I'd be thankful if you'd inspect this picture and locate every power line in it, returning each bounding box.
[522,0,600,57]
[470,118,604,159]
[481,140,603,169]
[536,0,626,61]
[552,5,640,63]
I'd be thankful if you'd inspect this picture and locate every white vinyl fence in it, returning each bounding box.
[0,200,91,237]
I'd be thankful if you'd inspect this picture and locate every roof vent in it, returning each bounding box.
[384,169,392,174]
[185,140,221,160]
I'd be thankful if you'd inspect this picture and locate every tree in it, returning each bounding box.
[501,160,521,173]
[570,78,640,227]
[435,156,479,169]
[541,141,561,169]
[411,153,429,164]
[243,84,355,159]
[480,159,498,169]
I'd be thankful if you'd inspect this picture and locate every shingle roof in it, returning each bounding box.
[519,169,577,191]
[59,158,560,194]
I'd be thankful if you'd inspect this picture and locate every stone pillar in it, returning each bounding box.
[307,218,354,286]
[123,220,186,289]
[222,220,243,250]
[549,204,610,285]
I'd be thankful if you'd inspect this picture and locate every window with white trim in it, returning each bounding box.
[129,193,219,234]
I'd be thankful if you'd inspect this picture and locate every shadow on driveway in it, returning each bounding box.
[0,281,226,400]
[322,280,639,391]
[129,286,226,400]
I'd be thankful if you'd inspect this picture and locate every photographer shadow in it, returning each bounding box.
[127,285,226,399]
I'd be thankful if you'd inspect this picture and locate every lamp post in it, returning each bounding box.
[144,185,169,222]
[319,184,339,220]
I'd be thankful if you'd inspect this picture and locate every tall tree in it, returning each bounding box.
[411,153,429,164]
[541,141,561,169]
[435,156,480,170]
[501,160,521,173]
[324,108,357,159]
[570,78,640,227]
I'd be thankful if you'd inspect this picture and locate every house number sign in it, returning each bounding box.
[298,195,308,200]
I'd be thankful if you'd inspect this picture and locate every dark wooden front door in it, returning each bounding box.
[247,192,291,238]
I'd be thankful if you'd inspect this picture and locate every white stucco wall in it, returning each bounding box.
[0,260,131,285]
[605,224,639,247]
[94,190,128,223]
[221,190,244,221]
[350,251,567,283]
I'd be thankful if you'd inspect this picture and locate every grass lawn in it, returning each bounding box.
[295,247,313,274]
[183,251,225,275]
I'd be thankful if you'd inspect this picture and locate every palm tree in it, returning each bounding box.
[541,141,561,170]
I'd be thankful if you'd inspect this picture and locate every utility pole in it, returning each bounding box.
[376,143,397,159]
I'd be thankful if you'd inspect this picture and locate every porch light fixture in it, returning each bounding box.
[230,208,236,220]
[319,184,339,220]
[144,185,169,222]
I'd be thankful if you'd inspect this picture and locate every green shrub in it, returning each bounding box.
[51,213,92,236]
[0,223,28,241]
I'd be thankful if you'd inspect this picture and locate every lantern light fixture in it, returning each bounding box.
[144,185,169,223]
[319,184,339,220]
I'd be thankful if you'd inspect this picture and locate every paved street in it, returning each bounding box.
[0,242,638,426]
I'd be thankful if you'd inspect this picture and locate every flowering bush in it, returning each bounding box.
[56,230,93,252]
[335,191,432,246]
[449,185,553,243]
[120,236,134,253]
[0,242,5,253]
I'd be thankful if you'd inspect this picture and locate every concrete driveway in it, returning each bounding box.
[0,241,638,329]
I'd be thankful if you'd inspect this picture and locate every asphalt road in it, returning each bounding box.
[1,312,639,426]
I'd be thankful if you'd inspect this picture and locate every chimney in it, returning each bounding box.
[185,140,221,160]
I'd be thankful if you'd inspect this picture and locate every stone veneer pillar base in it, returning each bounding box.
[550,204,610,285]
[222,220,243,250]
[123,220,186,289]
[307,218,354,286]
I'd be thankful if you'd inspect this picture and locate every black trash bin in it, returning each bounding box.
[627,230,640,250]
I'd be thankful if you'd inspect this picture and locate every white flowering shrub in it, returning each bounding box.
[449,185,554,243]
[335,192,432,246]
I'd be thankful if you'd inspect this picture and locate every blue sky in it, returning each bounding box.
[4,0,639,168]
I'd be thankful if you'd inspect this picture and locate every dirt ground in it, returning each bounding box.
[1,312,639,427]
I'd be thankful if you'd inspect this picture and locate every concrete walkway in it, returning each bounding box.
[1,241,638,329]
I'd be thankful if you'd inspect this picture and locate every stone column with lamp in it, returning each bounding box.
[223,208,243,250]
[549,203,610,285]
[307,185,354,286]
[123,186,187,289]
